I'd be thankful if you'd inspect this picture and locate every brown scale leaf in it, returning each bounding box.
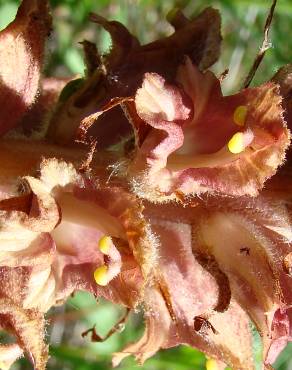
[47,7,221,147]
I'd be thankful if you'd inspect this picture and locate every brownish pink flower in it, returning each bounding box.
[0,150,155,310]
[0,138,156,369]
[127,57,290,201]
[113,194,292,369]
[0,0,51,135]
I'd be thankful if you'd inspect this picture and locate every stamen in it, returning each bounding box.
[98,235,112,255]
[94,265,108,286]
[206,358,218,370]
[167,130,253,171]
[233,105,247,127]
[227,132,245,154]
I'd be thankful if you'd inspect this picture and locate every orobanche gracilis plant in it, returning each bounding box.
[0,1,292,369]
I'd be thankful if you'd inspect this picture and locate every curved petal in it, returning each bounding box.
[0,177,59,267]
[272,65,292,133]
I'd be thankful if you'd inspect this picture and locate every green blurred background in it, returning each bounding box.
[0,0,292,369]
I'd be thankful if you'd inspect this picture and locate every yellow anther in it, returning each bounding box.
[227,132,245,154]
[98,235,112,255]
[206,358,219,370]
[94,265,108,286]
[233,105,247,126]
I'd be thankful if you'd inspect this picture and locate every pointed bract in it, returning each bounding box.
[47,8,221,146]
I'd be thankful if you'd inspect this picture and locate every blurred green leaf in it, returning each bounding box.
[250,321,263,370]
[0,2,18,29]
[64,48,85,75]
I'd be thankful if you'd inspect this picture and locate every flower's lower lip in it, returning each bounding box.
[56,192,125,239]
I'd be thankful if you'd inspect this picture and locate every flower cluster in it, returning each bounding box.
[0,1,292,369]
